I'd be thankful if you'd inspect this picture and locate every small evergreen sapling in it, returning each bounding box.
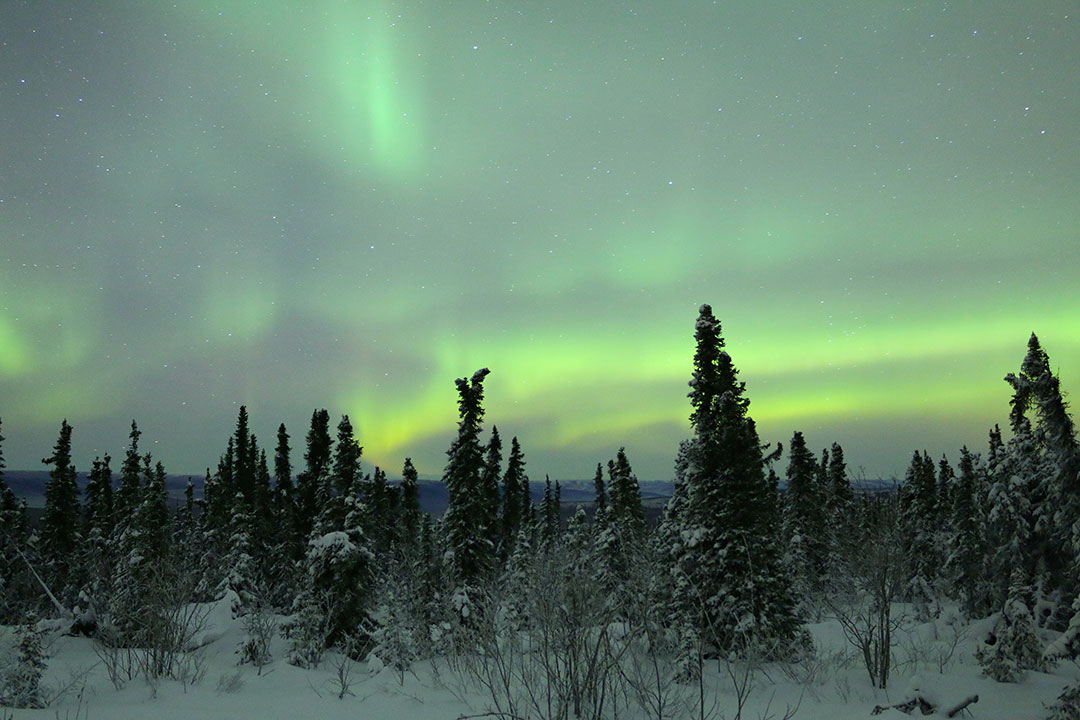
[976,571,1047,682]
[2,613,47,709]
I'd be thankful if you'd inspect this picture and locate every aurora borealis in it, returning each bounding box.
[1,2,1077,481]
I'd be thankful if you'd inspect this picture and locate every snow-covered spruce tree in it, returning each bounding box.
[976,568,1047,682]
[79,453,115,628]
[984,422,1037,611]
[287,471,375,666]
[783,431,828,607]
[232,406,256,506]
[295,409,333,542]
[945,446,991,617]
[898,450,941,614]
[442,368,496,593]
[607,447,646,539]
[2,612,47,709]
[593,448,646,613]
[114,421,144,522]
[107,457,174,646]
[1005,334,1079,617]
[222,491,259,616]
[592,461,607,515]
[501,436,528,552]
[1046,681,1080,720]
[670,305,803,658]
[269,422,302,606]
[1,417,37,624]
[40,419,81,607]
[821,442,855,591]
[481,426,503,552]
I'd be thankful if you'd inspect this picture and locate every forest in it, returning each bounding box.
[1,304,1078,719]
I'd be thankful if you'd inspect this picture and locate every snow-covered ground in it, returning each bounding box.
[2,597,1075,719]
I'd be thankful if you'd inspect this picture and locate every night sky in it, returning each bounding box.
[2,2,1077,482]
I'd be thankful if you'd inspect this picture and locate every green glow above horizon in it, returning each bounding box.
[1,1,1077,479]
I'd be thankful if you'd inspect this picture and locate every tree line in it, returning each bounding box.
[1,305,1078,714]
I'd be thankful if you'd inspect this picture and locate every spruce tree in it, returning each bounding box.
[1005,333,1079,606]
[81,454,115,618]
[672,305,802,655]
[898,450,941,610]
[783,431,829,610]
[607,448,645,538]
[947,446,989,616]
[481,426,503,549]
[115,421,143,522]
[592,462,607,516]
[3,613,46,708]
[40,419,81,604]
[501,436,527,547]
[0,418,33,622]
[274,423,294,516]
[442,368,494,585]
[233,406,255,505]
[399,458,422,550]
[296,409,333,540]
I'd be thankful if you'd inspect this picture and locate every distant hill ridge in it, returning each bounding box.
[3,469,894,513]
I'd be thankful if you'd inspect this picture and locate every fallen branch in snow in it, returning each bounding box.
[871,693,978,716]
[945,695,979,717]
[456,713,529,720]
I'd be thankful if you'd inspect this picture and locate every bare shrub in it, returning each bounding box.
[239,605,277,675]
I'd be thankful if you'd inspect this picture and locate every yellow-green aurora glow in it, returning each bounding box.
[1,2,1077,479]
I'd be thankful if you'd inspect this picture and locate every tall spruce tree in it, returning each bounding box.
[399,458,422,550]
[481,426,503,549]
[115,421,144,525]
[1,418,33,622]
[233,406,255,506]
[783,431,828,600]
[898,450,941,609]
[442,368,494,586]
[1005,333,1079,606]
[947,446,989,616]
[607,448,645,538]
[82,454,115,613]
[297,409,332,540]
[501,436,528,547]
[41,419,81,604]
[670,305,802,655]
[592,462,607,517]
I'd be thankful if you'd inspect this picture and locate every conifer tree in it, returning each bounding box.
[947,446,989,616]
[1005,333,1079,605]
[442,368,494,585]
[0,418,33,622]
[3,613,46,708]
[289,467,375,660]
[115,421,143,522]
[82,454,115,617]
[783,431,829,609]
[296,409,333,540]
[233,406,255,505]
[501,436,527,547]
[607,448,645,538]
[399,458,422,550]
[898,450,941,610]
[976,568,1047,682]
[670,305,802,655]
[592,462,607,516]
[223,491,258,615]
[481,426,503,549]
[41,419,81,604]
[274,423,294,516]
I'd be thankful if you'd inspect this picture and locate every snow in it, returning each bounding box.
[5,601,1076,720]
